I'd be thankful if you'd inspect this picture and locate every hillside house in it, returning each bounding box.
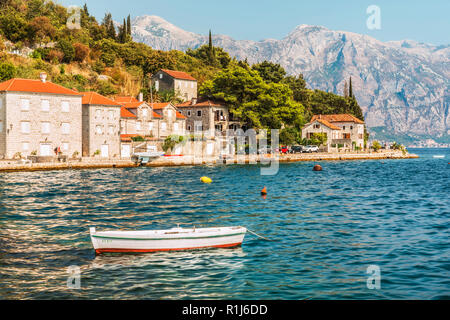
[152,69,197,102]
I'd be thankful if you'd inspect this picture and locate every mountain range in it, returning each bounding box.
[131,15,450,144]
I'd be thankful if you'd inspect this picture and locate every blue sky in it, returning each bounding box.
[58,0,449,45]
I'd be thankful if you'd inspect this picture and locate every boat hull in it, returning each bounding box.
[90,227,246,254]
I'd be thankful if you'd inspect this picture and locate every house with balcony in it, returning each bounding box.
[176,99,241,138]
[152,69,197,102]
[0,73,82,159]
[81,92,121,158]
[301,114,365,152]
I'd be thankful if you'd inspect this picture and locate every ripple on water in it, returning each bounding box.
[0,148,449,299]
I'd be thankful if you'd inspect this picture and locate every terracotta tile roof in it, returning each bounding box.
[150,102,171,110]
[315,119,342,130]
[115,96,139,103]
[175,111,187,119]
[123,101,146,109]
[311,114,364,124]
[0,78,81,96]
[121,106,137,118]
[81,92,121,106]
[160,69,196,81]
[176,99,224,108]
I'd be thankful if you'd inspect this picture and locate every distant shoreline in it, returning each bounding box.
[0,151,418,173]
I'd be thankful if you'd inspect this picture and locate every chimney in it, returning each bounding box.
[138,92,143,102]
[191,97,197,105]
[40,72,47,83]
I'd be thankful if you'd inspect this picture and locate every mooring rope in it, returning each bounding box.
[246,228,274,241]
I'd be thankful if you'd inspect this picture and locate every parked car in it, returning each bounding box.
[289,145,303,154]
[280,146,289,154]
[303,145,319,153]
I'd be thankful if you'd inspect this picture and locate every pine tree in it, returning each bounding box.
[102,13,116,39]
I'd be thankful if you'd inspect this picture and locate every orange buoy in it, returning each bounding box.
[261,187,267,195]
[313,165,323,171]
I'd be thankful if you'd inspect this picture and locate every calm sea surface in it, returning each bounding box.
[0,148,449,299]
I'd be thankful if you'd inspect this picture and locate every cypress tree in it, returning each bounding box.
[344,80,349,98]
[127,15,131,36]
[349,77,353,98]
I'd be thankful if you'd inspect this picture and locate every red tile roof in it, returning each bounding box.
[175,111,187,119]
[150,102,171,110]
[161,69,196,81]
[311,114,364,124]
[121,106,136,118]
[115,96,139,103]
[176,99,224,108]
[81,92,121,106]
[315,119,342,130]
[0,78,81,96]
[123,101,146,109]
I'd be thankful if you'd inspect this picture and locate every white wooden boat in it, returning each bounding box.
[433,155,445,158]
[131,151,165,165]
[90,226,247,254]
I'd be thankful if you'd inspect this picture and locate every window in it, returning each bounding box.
[96,125,102,134]
[96,109,102,118]
[148,122,153,131]
[41,122,50,134]
[173,123,179,132]
[142,109,148,117]
[195,124,202,131]
[343,126,346,130]
[136,122,141,131]
[62,142,69,151]
[161,122,167,131]
[314,124,320,129]
[108,125,114,135]
[197,110,202,117]
[41,100,50,112]
[167,109,173,118]
[21,99,30,111]
[61,122,70,134]
[159,74,163,79]
[185,81,188,88]
[108,110,114,119]
[350,126,353,130]
[187,125,191,131]
[61,101,69,112]
[22,142,29,151]
[21,121,30,133]
[191,82,194,88]
[187,110,191,117]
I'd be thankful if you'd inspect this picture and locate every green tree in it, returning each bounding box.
[0,62,16,81]
[57,39,75,63]
[0,10,28,42]
[251,60,286,83]
[200,65,305,129]
[372,140,382,152]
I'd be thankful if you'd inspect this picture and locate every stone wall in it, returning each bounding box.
[4,92,82,159]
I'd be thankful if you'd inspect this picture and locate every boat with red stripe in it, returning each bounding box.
[90,226,247,254]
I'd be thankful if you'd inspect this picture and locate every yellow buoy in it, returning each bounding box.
[200,176,212,184]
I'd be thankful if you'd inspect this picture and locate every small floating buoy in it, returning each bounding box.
[261,186,267,195]
[313,165,323,171]
[200,176,212,184]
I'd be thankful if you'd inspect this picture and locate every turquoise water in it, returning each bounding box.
[0,148,449,299]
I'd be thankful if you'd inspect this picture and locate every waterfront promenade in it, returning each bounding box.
[0,151,418,173]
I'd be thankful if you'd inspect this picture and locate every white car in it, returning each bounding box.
[303,145,319,153]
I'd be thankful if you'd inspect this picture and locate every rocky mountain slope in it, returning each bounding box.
[132,15,450,143]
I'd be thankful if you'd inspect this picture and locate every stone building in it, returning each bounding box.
[151,102,187,138]
[176,99,241,138]
[152,69,197,102]
[301,114,365,152]
[81,92,121,158]
[0,74,82,159]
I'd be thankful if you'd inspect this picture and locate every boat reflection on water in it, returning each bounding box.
[90,247,246,271]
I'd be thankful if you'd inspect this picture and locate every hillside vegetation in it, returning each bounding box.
[0,0,366,144]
